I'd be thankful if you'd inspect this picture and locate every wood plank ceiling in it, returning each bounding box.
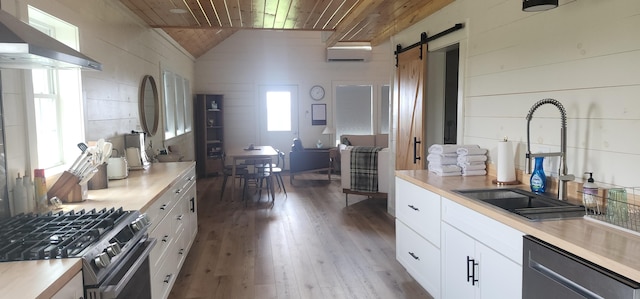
[119,0,454,58]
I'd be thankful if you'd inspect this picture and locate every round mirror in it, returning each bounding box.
[139,75,159,136]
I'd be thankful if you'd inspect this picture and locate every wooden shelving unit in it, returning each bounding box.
[194,94,224,177]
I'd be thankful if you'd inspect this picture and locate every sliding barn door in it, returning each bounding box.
[396,45,427,170]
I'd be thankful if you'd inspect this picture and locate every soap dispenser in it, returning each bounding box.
[530,157,546,194]
[583,172,599,211]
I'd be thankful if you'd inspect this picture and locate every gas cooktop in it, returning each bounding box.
[0,208,139,262]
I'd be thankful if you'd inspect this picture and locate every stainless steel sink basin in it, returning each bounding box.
[454,188,586,221]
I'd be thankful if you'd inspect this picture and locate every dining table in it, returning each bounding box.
[227,145,278,201]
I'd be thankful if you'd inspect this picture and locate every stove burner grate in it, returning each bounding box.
[0,207,129,262]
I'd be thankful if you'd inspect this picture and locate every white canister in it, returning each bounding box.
[108,157,129,179]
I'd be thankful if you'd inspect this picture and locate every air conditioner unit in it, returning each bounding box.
[326,42,372,62]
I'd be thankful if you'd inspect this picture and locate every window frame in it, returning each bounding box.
[162,70,192,140]
[26,6,85,174]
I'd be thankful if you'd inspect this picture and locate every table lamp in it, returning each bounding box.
[322,126,335,147]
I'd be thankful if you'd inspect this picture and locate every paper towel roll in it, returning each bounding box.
[497,140,516,182]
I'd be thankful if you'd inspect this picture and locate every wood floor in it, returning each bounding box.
[168,172,432,299]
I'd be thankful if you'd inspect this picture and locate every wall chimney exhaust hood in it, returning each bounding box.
[0,9,102,70]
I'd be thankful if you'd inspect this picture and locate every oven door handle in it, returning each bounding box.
[102,238,157,298]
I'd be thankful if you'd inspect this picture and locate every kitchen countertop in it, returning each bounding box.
[0,161,195,299]
[396,170,640,283]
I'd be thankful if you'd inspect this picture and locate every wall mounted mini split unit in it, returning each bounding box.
[326,42,372,62]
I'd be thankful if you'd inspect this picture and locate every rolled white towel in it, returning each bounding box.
[427,154,458,165]
[462,169,487,176]
[457,148,488,156]
[457,163,486,171]
[429,144,480,154]
[430,169,462,176]
[428,164,462,173]
[457,155,488,163]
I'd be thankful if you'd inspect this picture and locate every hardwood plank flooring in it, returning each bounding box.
[169,172,432,299]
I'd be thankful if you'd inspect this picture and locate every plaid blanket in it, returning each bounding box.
[350,146,383,193]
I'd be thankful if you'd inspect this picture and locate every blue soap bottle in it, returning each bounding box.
[530,157,546,194]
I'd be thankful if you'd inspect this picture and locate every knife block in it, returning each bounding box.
[47,171,80,201]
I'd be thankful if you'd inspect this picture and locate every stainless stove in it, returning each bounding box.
[0,208,154,299]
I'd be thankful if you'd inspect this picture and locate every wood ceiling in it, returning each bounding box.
[119,0,454,58]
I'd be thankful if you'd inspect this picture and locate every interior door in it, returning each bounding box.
[258,85,299,170]
[395,45,426,170]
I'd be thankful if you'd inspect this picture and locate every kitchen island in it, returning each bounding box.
[396,169,640,297]
[0,161,195,299]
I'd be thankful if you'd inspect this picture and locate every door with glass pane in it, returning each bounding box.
[259,85,298,170]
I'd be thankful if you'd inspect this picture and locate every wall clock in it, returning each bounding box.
[310,85,325,101]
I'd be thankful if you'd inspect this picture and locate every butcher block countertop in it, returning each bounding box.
[396,170,640,283]
[0,162,195,299]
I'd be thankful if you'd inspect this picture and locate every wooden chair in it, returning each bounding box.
[220,153,248,200]
[242,158,275,206]
[256,149,286,196]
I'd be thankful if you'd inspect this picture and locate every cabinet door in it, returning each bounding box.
[477,242,522,299]
[441,223,476,299]
[51,271,83,299]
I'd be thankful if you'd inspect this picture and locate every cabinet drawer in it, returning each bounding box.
[146,190,177,233]
[396,178,441,247]
[442,197,524,265]
[149,212,175,269]
[396,220,441,298]
[151,254,179,299]
[173,168,196,200]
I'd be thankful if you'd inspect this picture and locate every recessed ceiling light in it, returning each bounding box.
[170,8,187,14]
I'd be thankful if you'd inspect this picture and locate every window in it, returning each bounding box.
[266,91,291,131]
[335,85,373,140]
[28,6,84,172]
[163,70,192,139]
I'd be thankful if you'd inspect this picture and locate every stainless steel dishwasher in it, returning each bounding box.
[523,235,640,298]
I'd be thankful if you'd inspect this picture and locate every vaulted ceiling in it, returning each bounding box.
[119,0,454,58]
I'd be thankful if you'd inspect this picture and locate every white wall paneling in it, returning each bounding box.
[393,0,640,188]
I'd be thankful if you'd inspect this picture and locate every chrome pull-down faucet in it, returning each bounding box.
[525,99,575,200]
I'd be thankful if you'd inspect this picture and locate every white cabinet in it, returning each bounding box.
[395,177,441,298]
[148,166,197,299]
[441,197,523,299]
[51,271,83,299]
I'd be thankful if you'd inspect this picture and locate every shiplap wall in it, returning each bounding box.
[393,0,640,188]
[1,0,194,190]
[194,30,394,151]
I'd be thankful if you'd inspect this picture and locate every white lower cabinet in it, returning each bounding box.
[148,166,197,299]
[394,176,524,299]
[442,223,522,299]
[441,197,523,299]
[396,220,441,298]
[51,271,83,299]
[395,177,441,298]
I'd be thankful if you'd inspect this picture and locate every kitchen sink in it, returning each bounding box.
[453,188,587,221]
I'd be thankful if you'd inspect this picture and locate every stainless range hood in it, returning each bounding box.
[0,9,102,70]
